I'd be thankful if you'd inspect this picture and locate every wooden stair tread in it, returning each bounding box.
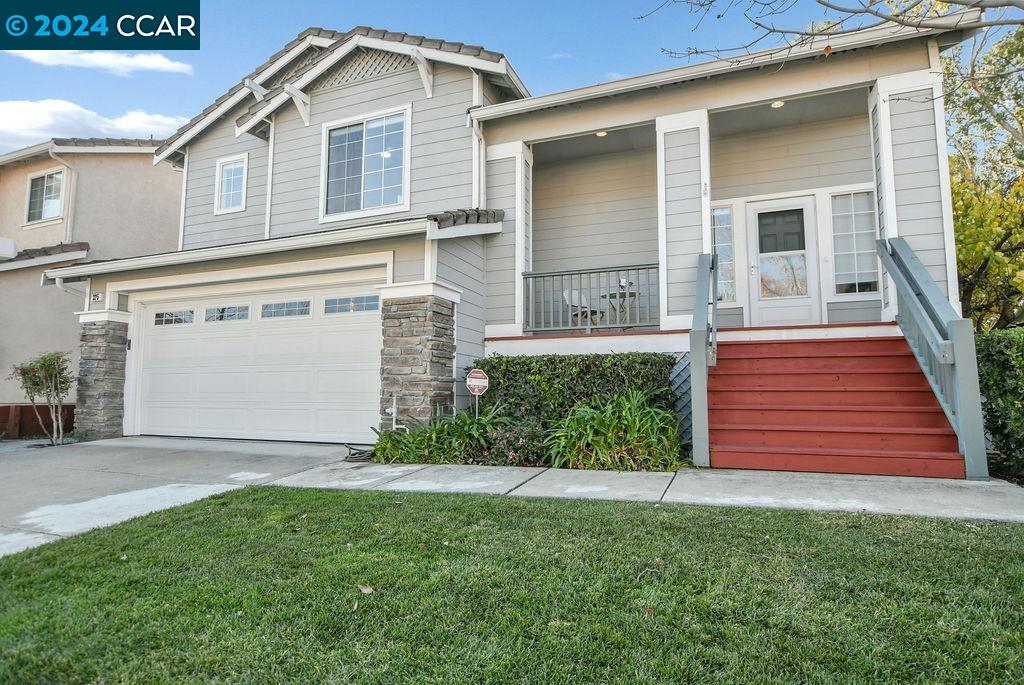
[710,404,945,413]
[710,444,963,460]
[710,423,955,436]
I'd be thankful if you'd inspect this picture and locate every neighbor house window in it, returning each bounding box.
[205,305,249,322]
[832,191,879,294]
[261,300,311,318]
[154,309,194,326]
[214,154,247,214]
[324,110,406,217]
[324,295,380,314]
[712,207,736,302]
[26,169,64,223]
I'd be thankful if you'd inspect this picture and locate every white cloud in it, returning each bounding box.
[5,50,192,76]
[0,99,188,152]
[550,52,573,60]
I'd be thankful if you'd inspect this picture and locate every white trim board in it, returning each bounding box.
[0,250,88,273]
[44,218,430,281]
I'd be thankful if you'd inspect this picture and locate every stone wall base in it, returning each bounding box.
[75,320,128,441]
[380,295,456,429]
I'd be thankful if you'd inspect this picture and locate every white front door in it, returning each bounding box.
[134,281,383,443]
[745,196,821,326]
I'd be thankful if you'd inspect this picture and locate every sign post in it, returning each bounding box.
[465,368,489,417]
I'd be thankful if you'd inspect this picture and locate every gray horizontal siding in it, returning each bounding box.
[270,62,474,237]
[718,306,744,328]
[888,89,948,294]
[827,300,882,323]
[182,107,268,249]
[532,149,658,273]
[484,157,517,326]
[711,115,872,200]
[664,128,703,317]
[436,236,485,405]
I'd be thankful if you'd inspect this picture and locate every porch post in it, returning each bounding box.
[75,310,130,442]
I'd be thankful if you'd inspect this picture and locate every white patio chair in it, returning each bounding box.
[563,289,603,329]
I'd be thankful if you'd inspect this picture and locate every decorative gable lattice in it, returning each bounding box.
[309,48,415,91]
[265,47,325,89]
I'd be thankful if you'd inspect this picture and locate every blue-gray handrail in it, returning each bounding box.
[689,253,718,467]
[876,237,988,479]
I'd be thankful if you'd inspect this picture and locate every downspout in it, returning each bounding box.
[53,275,86,298]
[48,144,78,243]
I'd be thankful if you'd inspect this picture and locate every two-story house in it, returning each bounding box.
[43,17,989,480]
[1,138,180,437]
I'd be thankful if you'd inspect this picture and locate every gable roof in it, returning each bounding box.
[154,26,527,164]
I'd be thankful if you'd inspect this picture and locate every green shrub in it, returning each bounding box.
[472,353,677,428]
[976,328,1024,483]
[547,390,684,471]
[474,419,548,467]
[373,407,509,465]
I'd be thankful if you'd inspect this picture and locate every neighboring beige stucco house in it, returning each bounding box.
[0,139,180,422]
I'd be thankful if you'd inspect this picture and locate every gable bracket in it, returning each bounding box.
[243,77,269,101]
[283,83,311,126]
[410,48,433,98]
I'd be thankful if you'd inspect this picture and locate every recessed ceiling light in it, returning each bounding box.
[771,100,786,109]
[595,130,608,137]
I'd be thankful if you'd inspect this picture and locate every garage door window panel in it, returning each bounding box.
[154,309,195,326]
[205,305,250,322]
[324,294,380,314]
[261,300,311,319]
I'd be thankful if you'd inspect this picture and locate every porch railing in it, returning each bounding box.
[689,253,718,468]
[523,264,659,332]
[876,237,988,479]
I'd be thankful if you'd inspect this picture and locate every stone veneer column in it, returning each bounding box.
[380,295,456,428]
[75,319,128,441]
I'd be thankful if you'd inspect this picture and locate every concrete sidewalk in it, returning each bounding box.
[275,461,1024,523]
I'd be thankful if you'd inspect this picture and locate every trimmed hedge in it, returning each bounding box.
[976,328,1024,484]
[471,353,678,428]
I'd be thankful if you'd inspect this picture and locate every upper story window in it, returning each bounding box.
[831,191,878,294]
[214,153,247,215]
[321,106,410,222]
[26,169,64,224]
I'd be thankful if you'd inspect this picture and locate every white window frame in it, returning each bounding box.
[711,204,738,304]
[322,293,381,315]
[24,166,66,227]
[828,189,880,298]
[213,153,248,215]
[814,182,880,304]
[318,103,413,225]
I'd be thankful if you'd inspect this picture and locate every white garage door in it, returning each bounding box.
[136,282,382,443]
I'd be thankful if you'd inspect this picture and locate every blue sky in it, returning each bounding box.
[0,0,826,152]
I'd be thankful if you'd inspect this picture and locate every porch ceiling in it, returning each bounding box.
[711,88,869,138]
[533,123,655,165]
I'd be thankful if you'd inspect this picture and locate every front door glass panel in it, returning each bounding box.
[757,209,808,299]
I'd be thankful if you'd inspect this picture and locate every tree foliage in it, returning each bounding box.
[945,28,1024,330]
[9,352,75,446]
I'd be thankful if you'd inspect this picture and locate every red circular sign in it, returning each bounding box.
[466,368,489,396]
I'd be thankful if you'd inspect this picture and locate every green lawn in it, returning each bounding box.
[2,488,1023,684]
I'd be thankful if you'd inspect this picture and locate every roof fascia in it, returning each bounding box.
[471,12,979,122]
[153,34,334,165]
[0,141,51,167]
[51,145,158,154]
[0,249,88,273]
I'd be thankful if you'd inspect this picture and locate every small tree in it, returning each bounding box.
[9,352,75,446]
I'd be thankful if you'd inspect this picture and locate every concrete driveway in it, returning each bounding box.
[0,436,350,556]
